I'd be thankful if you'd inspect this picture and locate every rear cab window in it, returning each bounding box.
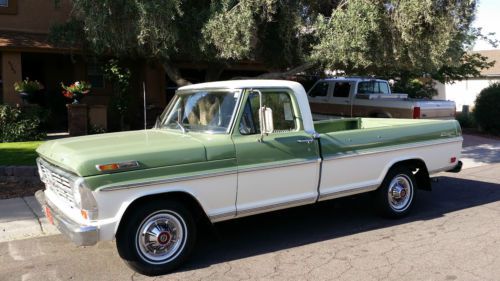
[357,81,390,94]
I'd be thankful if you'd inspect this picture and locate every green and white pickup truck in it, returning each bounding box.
[35,80,463,276]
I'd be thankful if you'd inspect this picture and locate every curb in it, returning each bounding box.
[0,166,38,177]
[0,196,59,243]
[0,166,41,185]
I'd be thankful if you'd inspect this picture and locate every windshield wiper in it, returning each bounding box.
[175,121,187,134]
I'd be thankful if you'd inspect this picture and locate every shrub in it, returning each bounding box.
[455,112,476,128]
[474,83,500,135]
[0,105,48,142]
[392,78,437,99]
[89,124,107,135]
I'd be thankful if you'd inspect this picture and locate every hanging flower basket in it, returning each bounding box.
[61,81,92,104]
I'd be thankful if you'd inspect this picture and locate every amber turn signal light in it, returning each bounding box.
[97,163,120,171]
[96,161,140,172]
[81,210,88,220]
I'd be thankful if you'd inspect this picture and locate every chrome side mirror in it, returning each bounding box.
[260,106,274,135]
[251,89,273,142]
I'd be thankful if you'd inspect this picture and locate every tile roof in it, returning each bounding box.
[0,30,79,52]
[475,49,500,76]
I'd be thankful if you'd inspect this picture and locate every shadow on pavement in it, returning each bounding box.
[461,144,500,165]
[181,176,500,272]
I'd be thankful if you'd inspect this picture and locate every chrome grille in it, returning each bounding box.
[37,158,77,206]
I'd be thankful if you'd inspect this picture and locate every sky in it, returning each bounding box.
[473,0,500,51]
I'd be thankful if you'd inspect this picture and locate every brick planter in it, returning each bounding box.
[67,104,88,136]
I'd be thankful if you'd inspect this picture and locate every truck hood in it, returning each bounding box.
[36,130,206,177]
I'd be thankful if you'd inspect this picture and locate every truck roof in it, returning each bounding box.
[318,77,387,83]
[178,79,304,91]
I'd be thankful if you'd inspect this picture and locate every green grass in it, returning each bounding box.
[0,141,43,166]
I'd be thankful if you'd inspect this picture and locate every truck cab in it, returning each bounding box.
[308,77,455,119]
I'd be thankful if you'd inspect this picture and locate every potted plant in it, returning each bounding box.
[61,81,92,104]
[13,78,44,104]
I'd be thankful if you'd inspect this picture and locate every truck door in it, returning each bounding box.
[308,81,332,114]
[232,89,321,217]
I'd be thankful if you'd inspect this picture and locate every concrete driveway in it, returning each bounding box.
[1,134,499,281]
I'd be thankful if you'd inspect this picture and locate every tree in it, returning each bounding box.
[103,59,131,130]
[50,0,494,86]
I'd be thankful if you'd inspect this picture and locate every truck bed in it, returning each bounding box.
[315,118,461,155]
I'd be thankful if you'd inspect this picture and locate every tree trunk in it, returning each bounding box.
[162,61,192,86]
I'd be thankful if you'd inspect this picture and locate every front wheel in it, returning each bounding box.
[375,166,416,218]
[116,200,196,276]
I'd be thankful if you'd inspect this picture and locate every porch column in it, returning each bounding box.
[144,62,166,107]
[1,51,22,105]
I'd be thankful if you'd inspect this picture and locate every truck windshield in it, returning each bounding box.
[159,90,240,133]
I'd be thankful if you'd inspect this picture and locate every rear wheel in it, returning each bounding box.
[375,166,416,218]
[116,200,196,276]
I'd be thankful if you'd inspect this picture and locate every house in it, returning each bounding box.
[0,1,267,132]
[435,49,500,112]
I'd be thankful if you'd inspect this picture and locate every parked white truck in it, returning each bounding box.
[308,78,456,120]
[35,80,463,276]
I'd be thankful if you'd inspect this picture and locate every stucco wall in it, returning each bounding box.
[435,78,500,111]
[0,0,71,34]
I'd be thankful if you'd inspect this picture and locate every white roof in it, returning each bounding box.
[319,77,385,82]
[178,79,316,135]
[178,79,303,91]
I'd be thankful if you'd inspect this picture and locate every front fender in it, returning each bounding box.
[92,174,237,241]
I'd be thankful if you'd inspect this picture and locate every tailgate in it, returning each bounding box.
[417,100,456,119]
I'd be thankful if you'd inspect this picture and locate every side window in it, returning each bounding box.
[308,82,329,97]
[239,91,297,135]
[332,82,351,98]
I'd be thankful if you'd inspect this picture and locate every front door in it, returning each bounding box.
[232,89,321,217]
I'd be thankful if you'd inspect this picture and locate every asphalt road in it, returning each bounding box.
[1,164,500,281]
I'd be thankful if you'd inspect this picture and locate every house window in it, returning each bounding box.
[0,0,16,14]
[87,63,105,88]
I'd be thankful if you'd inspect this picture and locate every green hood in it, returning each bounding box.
[37,130,207,177]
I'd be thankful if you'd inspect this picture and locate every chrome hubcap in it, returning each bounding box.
[136,211,186,264]
[387,174,413,212]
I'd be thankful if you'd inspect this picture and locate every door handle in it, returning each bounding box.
[297,138,315,144]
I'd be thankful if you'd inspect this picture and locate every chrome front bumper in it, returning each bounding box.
[35,190,98,246]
